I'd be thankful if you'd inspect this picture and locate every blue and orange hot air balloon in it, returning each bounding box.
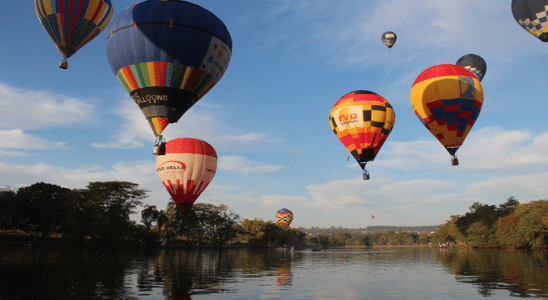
[329,90,396,180]
[105,0,232,152]
[35,0,113,69]
[410,64,484,165]
[275,208,293,226]
[156,138,217,215]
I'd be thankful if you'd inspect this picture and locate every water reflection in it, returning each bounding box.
[2,246,547,299]
[434,248,548,298]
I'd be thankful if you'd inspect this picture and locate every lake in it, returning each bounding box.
[0,246,547,299]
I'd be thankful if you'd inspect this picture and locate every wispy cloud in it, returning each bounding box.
[0,129,64,150]
[218,155,284,174]
[0,83,95,129]
[376,126,548,172]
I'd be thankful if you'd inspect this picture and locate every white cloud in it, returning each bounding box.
[464,172,548,202]
[0,83,95,129]
[93,99,274,152]
[0,160,157,190]
[375,126,548,173]
[261,194,309,207]
[0,129,65,150]
[218,155,284,174]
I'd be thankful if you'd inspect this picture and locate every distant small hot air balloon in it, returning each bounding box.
[381,31,397,50]
[456,54,487,82]
[511,0,548,42]
[275,208,294,226]
[156,138,217,215]
[410,64,484,165]
[329,90,396,180]
[105,0,232,152]
[35,0,113,69]
[372,215,374,219]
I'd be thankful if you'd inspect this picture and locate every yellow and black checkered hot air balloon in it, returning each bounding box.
[275,208,293,226]
[329,90,396,180]
[410,64,483,165]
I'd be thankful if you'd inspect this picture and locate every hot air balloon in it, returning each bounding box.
[511,0,548,42]
[456,54,487,82]
[35,0,113,69]
[105,0,232,153]
[381,31,397,50]
[275,208,293,226]
[372,215,374,219]
[329,90,396,180]
[410,64,483,165]
[156,138,217,215]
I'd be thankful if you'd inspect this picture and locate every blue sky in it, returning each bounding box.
[1,0,548,228]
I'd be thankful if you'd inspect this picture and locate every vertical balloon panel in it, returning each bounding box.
[156,138,217,215]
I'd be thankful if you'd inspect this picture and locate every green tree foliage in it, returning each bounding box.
[0,187,17,229]
[433,197,548,249]
[14,182,80,241]
[237,218,305,247]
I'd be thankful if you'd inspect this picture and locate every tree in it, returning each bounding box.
[75,181,148,245]
[0,187,17,229]
[15,182,79,241]
[141,205,160,230]
[208,204,240,246]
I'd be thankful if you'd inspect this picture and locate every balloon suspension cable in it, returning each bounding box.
[152,135,166,156]
[451,154,459,166]
[59,58,68,70]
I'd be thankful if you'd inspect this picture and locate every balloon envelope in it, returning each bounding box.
[156,138,217,215]
[511,0,548,42]
[35,0,113,61]
[106,0,232,137]
[381,31,397,49]
[410,64,483,162]
[456,54,487,81]
[275,208,293,226]
[329,90,396,171]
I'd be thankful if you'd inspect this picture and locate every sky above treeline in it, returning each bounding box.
[1,0,548,228]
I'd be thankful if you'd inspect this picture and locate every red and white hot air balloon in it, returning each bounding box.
[156,138,217,215]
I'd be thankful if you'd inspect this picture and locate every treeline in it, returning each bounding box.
[308,230,432,247]
[430,197,548,249]
[0,181,306,248]
[298,225,437,236]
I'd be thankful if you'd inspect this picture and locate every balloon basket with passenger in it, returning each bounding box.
[153,135,166,156]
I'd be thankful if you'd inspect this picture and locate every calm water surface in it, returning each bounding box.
[0,246,547,299]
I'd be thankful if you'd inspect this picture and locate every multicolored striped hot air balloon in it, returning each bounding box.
[410,64,484,165]
[329,90,396,180]
[275,208,293,226]
[105,0,232,149]
[156,138,217,215]
[35,0,113,69]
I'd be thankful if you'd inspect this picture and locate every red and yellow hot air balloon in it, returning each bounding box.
[156,138,217,215]
[329,90,396,180]
[35,0,113,69]
[410,64,483,165]
[275,208,293,226]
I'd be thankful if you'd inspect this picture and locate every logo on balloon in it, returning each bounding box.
[338,108,358,126]
[157,160,186,173]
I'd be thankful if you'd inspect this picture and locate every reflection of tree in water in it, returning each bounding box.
[0,248,141,299]
[434,249,548,298]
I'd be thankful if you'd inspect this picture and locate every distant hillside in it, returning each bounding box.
[298,225,439,236]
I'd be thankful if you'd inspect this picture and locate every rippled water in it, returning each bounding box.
[0,246,547,299]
